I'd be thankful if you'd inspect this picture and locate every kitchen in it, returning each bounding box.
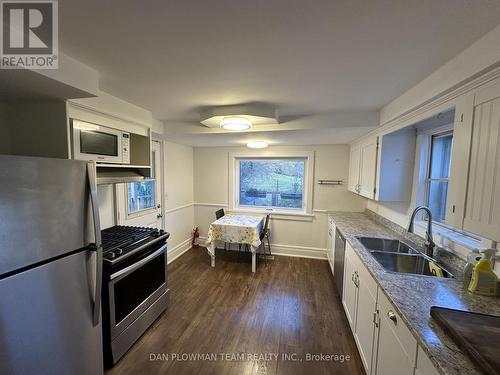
[1,1,500,375]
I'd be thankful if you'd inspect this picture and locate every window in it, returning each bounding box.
[239,158,305,209]
[127,180,155,213]
[230,152,314,216]
[127,150,156,214]
[425,131,453,222]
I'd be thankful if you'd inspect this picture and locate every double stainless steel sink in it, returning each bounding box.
[357,237,453,278]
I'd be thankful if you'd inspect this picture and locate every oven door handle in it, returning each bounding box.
[110,243,168,281]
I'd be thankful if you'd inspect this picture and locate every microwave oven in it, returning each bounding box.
[72,120,130,164]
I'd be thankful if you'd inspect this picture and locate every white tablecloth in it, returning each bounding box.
[206,214,264,272]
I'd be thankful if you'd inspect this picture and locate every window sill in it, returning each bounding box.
[227,208,314,222]
[414,221,480,252]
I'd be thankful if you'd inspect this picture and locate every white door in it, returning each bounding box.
[116,140,163,229]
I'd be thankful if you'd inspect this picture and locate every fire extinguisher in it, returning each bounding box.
[192,226,200,248]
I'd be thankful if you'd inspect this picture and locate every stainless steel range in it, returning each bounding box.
[101,225,170,366]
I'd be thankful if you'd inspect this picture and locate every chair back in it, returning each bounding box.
[260,214,270,240]
[215,208,225,219]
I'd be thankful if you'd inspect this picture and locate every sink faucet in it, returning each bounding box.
[407,206,435,257]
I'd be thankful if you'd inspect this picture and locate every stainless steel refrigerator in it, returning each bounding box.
[0,155,104,375]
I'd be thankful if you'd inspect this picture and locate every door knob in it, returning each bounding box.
[157,214,163,219]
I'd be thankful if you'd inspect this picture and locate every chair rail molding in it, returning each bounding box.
[165,203,195,214]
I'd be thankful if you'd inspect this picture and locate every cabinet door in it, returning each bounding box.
[359,137,378,199]
[342,244,358,330]
[348,144,361,193]
[355,265,377,374]
[374,314,415,375]
[463,82,500,241]
[327,220,334,273]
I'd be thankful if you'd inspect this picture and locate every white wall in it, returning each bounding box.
[163,141,195,262]
[193,144,366,258]
[380,23,500,125]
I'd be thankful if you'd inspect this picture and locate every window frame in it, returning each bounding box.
[415,123,480,242]
[423,129,453,223]
[125,179,157,218]
[228,151,315,218]
[125,147,158,219]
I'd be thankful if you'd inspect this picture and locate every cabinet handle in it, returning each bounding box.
[387,310,397,324]
[373,310,379,328]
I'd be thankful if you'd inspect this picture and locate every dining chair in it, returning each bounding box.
[215,209,228,251]
[215,208,225,219]
[260,214,271,255]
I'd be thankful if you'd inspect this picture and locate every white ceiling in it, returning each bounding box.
[59,0,500,146]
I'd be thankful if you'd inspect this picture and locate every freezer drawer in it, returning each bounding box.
[0,251,103,375]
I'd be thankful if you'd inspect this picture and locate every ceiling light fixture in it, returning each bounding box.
[246,141,268,149]
[220,116,252,131]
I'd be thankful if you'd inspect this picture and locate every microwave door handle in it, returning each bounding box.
[87,162,103,327]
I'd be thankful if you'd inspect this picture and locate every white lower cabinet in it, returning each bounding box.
[342,244,358,330]
[354,258,378,374]
[415,346,440,375]
[374,291,417,375]
[326,216,336,275]
[342,243,438,375]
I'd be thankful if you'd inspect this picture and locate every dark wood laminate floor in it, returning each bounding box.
[107,248,365,375]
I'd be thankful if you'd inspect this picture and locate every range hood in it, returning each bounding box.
[95,164,151,185]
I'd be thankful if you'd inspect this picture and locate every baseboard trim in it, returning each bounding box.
[167,237,192,264]
[197,236,327,260]
[270,243,327,260]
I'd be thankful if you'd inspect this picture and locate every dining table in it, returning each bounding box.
[206,214,265,273]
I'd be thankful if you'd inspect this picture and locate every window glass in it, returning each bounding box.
[127,151,156,214]
[127,180,155,213]
[238,159,305,209]
[428,181,448,222]
[427,132,453,222]
[429,133,453,179]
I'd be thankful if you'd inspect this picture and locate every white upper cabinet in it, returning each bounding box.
[359,138,379,199]
[349,137,378,199]
[348,143,362,193]
[349,131,416,202]
[463,80,500,241]
[376,128,416,202]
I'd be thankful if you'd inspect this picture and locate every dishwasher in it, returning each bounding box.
[333,228,346,296]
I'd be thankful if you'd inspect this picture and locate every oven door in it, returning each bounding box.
[108,243,167,339]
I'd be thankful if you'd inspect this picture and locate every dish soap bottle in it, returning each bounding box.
[468,249,498,296]
[463,249,481,289]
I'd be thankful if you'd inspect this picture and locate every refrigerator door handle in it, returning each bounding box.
[87,162,103,327]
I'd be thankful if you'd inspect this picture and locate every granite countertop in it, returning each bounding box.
[329,211,500,375]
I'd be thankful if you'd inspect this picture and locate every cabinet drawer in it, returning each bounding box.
[416,346,440,375]
[377,289,417,367]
